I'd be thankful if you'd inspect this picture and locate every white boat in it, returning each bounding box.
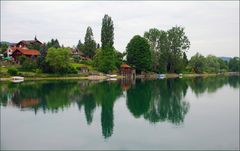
[158,74,166,79]
[11,76,24,83]
[179,73,183,78]
[107,74,117,78]
[107,78,117,81]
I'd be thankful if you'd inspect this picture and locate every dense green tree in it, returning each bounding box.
[93,48,102,67]
[77,40,85,51]
[205,55,220,73]
[93,14,116,73]
[183,52,188,68]
[45,47,72,73]
[144,26,190,73]
[218,58,228,72]
[54,39,60,48]
[93,47,116,73]
[126,35,151,73]
[18,55,37,71]
[229,57,240,72]
[188,53,206,73]
[144,28,161,72]
[84,26,96,58]
[101,14,114,49]
[0,42,8,54]
[47,39,60,48]
[158,30,170,73]
[115,50,125,68]
[28,43,41,50]
[144,28,160,52]
[166,26,190,73]
[37,44,51,72]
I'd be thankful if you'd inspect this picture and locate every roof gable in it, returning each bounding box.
[12,48,40,55]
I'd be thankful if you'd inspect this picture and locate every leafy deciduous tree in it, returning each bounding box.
[126,35,151,73]
[0,42,8,54]
[166,26,190,73]
[205,55,220,73]
[93,47,116,73]
[46,47,72,73]
[188,53,206,73]
[229,57,240,72]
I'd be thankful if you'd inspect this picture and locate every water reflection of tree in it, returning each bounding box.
[77,94,96,125]
[0,81,84,113]
[126,79,151,118]
[228,76,240,88]
[127,79,190,124]
[187,76,239,97]
[79,81,123,138]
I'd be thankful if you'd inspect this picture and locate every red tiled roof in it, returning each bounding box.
[12,47,40,55]
[121,64,131,68]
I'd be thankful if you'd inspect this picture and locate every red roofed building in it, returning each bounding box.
[5,37,42,58]
[11,47,40,63]
[16,37,42,48]
[71,48,91,60]
[120,63,136,78]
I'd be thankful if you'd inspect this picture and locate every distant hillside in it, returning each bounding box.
[219,57,232,62]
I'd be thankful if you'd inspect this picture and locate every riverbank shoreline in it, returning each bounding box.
[0,72,239,81]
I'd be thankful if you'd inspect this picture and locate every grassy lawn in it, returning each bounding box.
[0,64,93,78]
[71,63,95,71]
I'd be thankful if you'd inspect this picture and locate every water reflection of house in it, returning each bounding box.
[120,78,135,91]
[120,64,136,79]
[19,99,39,108]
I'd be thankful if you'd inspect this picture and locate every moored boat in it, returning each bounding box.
[179,73,183,78]
[11,76,24,83]
[158,74,166,79]
[106,74,117,78]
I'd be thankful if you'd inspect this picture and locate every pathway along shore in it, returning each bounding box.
[0,72,239,81]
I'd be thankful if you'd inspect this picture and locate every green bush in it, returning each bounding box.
[55,65,78,74]
[46,47,71,73]
[72,56,82,63]
[80,60,93,66]
[22,60,37,71]
[7,68,18,76]
[67,65,78,74]
[35,69,42,74]
[18,55,37,71]
[18,55,27,64]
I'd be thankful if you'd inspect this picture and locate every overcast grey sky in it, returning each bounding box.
[1,1,239,57]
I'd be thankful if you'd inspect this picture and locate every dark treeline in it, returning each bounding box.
[0,76,239,138]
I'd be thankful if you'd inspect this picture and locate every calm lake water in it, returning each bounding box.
[0,76,239,150]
